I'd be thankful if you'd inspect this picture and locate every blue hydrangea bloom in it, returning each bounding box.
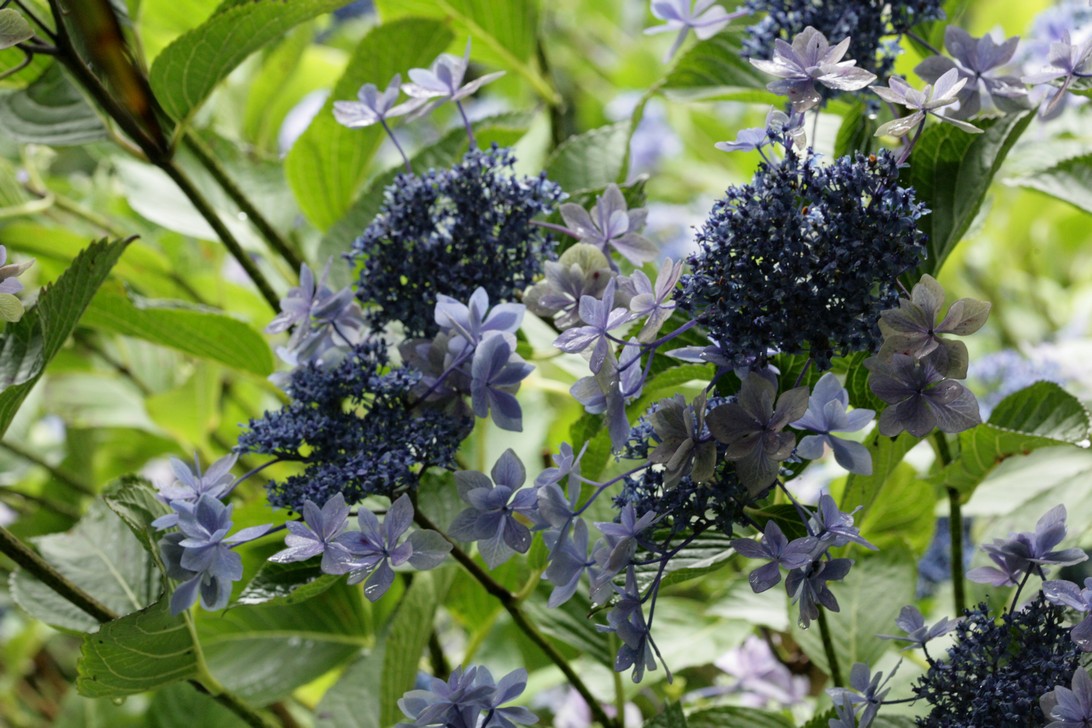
[159,495,271,614]
[448,450,537,568]
[1044,578,1092,652]
[743,0,944,78]
[397,664,537,728]
[1041,668,1092,728]
[270,492,350,572]
[678,149,926,370]
[352,146,563,338]
[913,593,1080,726]
[237,339,470,510]
[152,452,238,529]
[791,372,874,474]
[327,494,451,601]
[731,519,815,593]
[968,505,1087,588]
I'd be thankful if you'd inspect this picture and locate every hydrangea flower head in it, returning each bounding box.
[353,146,562,338]
[559,183,658,266]
[915,27,1029,119]
[1023,31,1092,117]
[742,0,945,79]
[968,505,1087,587]
[871,69,984,137]
[151,452,238,529]
[678,148,926,369]
[238,339,470,510]
[160,495,271,614]
[913,594,1080,725]
[749,26,877,112]
[524,243,614,330]
[791,372,874,475]
[448,450,537,568]
[0,244,33,295]
[865,353,981,437]
[706,373,809,494]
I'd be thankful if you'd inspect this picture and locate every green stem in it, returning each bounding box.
[609,632,626,721]
[0,524,117,622]
[413,510,617,728]
[947,487,966,615]
[48,2,280,312]
[155,162,280,311]
[0,439,95,497]
[933,431,966,615]
[181,133,304,272]
[817,607,843,687]
[0,489,82,520]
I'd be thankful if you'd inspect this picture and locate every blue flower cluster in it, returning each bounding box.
[237,338,470,510]
[743,0,945,78]
[352,145,563,338]
[678,148,926,370]
[912,593,1080,726]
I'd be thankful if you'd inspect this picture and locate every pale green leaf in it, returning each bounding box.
[0,292,23,322]
[284,18,453,230]
[545,122,631,193]
[374,0,557,103]
[933,381,1091,497]
[0,9,33,50]
[1008,152,1092,216]
[907,111,1033,276]
[856,463,938,555]
[10,500,162,632]
[841,432,918,518]
[82,284,273,376]
[197,580,370,705]
[0,63,107,145]
[0,236,130,438]
[76,598,197,697]
[148,0,346,122]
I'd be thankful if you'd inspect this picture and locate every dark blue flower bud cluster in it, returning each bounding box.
[678,148,926,370]
[237,338,470,510]
[352,145,563,338]
[912,592,1080,727]
[743,0,945,79]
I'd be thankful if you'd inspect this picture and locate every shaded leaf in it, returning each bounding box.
[686,706,794,728]
[102,475,171,557]
[11,495,160,633]
[545,122,631,193]
[76,598,196,697]
[0,63,107,145]
[197,580,370,706]
[83,284,274,376]
[233,560,340,608]
[149,0,346,122]
[933,381,1091,497]
[633,530,736,592]
[644,702,686,728]
[316,111,531,287]
[0,237,131,438]
[841,432,918,518]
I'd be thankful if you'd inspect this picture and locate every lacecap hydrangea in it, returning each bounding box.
[678,148,926,369]
[352,145,564,338]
